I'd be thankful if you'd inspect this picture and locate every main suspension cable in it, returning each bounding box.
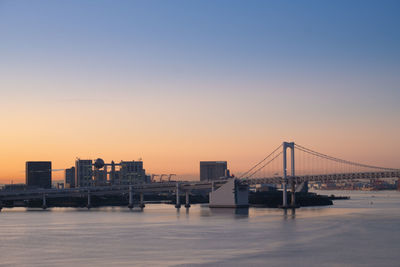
[246,151,283,179]
[295,144,399,172]
[239,144,282,178]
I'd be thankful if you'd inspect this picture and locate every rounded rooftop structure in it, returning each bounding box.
[94,158,105,169]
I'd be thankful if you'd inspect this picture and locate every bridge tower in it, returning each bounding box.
[282,142,295,208]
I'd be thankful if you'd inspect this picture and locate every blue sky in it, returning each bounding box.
[2,0,399,82]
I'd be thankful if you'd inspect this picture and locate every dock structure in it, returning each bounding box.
[209,179,249,208]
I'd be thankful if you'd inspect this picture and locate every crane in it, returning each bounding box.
[151,174,159,183]
[168,174,176,182]
[159,174,168,182]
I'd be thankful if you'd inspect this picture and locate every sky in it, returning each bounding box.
[0,0,399,183]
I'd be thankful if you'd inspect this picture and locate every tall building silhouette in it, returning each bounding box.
[26,161,52,189]
[200,161,228,181]
[118,161,148,185]
[65,167,75,188]
[75,159,93,187]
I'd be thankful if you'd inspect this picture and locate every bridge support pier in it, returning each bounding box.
[175,182,181,209]
[139,192,145,209]
[185,191,190,208]
[0,201,3,212]
[42,193,47,210]
[282,182,288,207]
[87,190,91,209]
[128,186,134,209]
[291,179,296,207]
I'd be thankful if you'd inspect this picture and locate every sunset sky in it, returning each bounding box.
[1,0,399,183]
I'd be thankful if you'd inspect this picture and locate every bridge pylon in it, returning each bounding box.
[280,142,298,209]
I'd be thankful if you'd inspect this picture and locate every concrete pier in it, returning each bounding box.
[42,193,47,210]
[87,190,91,209]
[291,179,296,206]
[175,182,181,209]
[184,191,190,208]
[282,181,288,207]
[209,179,249,208]
[139,192,145,209]
[128,186,134,209]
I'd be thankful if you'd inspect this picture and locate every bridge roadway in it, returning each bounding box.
[0,180,229,201]
[244,170,400,185]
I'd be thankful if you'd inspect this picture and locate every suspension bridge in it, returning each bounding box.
[239,142,400,208]
[0,141,399,210]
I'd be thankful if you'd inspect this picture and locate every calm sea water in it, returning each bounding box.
[0,190,399,267]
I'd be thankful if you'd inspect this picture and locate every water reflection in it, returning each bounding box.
[207,207,249,217]
[283,208,296,220]
[235,208,249,216]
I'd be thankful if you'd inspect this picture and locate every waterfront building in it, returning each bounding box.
[26,161,52,189]
[73,158,150,187]
[118,161,148,184]
[3,183,28,191]
[56,182,64,189]
[93,168,107,186]
[65,167,75,188]
[200,161,229,181]
[75,159,93,187]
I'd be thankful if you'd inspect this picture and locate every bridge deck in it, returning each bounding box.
[245,171,400,185]
[0,180,228,201]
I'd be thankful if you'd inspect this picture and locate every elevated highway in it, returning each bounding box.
[245,171,400,185]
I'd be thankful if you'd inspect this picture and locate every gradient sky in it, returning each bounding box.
[1,0,400,183]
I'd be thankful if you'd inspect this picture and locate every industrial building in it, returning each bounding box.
[26,161,52,189]
[200,161,229,181]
